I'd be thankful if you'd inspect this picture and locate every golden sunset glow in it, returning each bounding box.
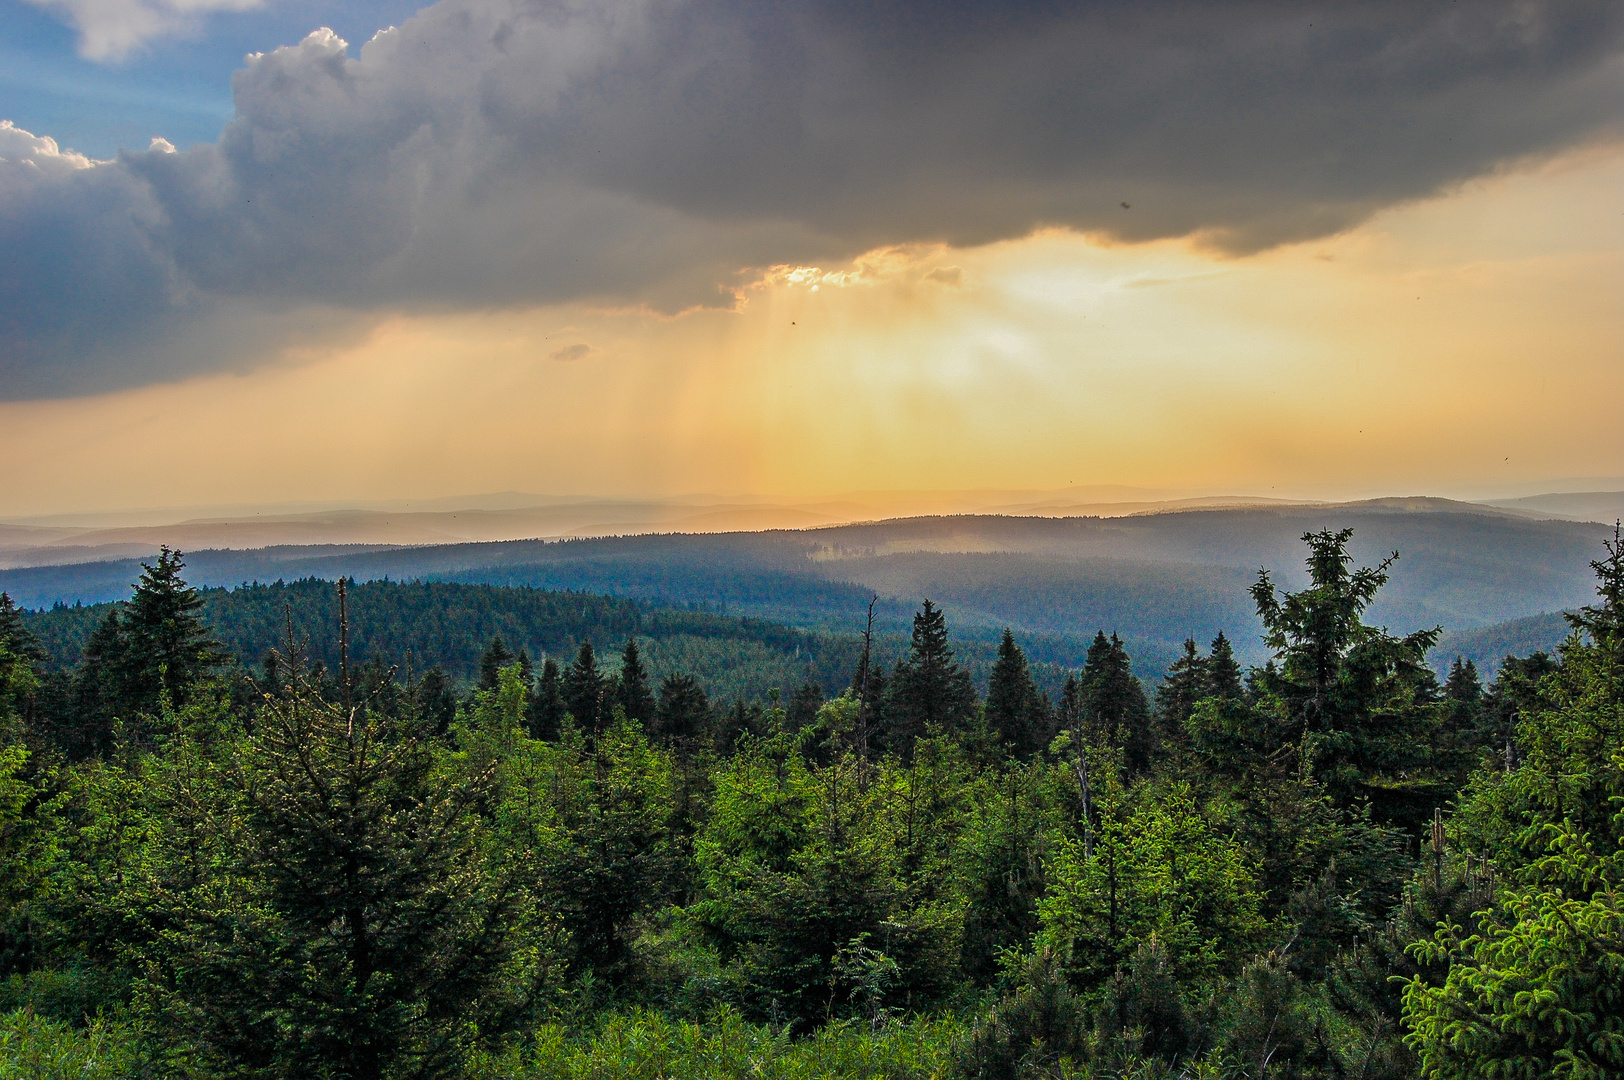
[2,143,1619,518]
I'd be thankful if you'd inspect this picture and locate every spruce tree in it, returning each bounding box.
[532,658,566,741]
[785,681,824,734]
[115,547,225,717]
[1204,630,1245,701]
[0,593,42,728]
[68,609,126,759]
[884,600,976,758]
[478,636,516,692]
[1249,528,1440,806]
[160,659,546,1079]
[654,673,710,756]
[563,641,603,734]
[1438,656,1486,777]
[985,629,1051,758]
[1154,638,1207,735]
[413,666,457,737]
[1079,632,1155,773]
[616,638,655,724]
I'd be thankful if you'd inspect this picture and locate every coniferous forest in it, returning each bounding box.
[1,529,1621,1079]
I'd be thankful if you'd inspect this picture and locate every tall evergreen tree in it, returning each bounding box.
[1249,528,1440,805]
[478,636,516,692]
[1154,638,1207,736]
[413,666,458,737]
[0,593,42,729]
[784,681,825,735]
[1435,656,1486,778]
[654,673,710,755]
[884,600,977,758]
[563,641,604,734]
[115,548,225,718]
[616,638,655,724]
[1204,630,1245,701]
[66,608,126,759]
[158,659,546,1079]
[985,629,1051,758]
[532,658,566,741]
[1079,632,1155,773]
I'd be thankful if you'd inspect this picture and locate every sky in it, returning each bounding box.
[0,0,1622,518]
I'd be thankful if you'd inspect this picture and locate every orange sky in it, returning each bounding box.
[2,141,1621,519]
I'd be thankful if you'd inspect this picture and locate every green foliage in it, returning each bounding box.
[139,661,552,1079]
[986,629,1054,760]
[0,1008,146,1079]
[884,601,977,758]
[10,525,1624,1080]
[1038,780,1265,993]
[1079,632,1156,775]
[1248,529,1443,811]
[1403,804,1624,1079]
[479,1008,962,1079]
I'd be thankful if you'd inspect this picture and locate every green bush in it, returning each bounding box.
[0,1008,146,1079]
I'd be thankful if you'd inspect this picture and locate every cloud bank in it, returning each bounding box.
[3,0,1622,397]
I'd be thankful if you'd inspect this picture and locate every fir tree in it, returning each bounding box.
[563,641,603,734]
[616,638,655,724]
[884,600,976,758]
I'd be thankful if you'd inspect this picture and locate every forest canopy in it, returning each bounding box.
[0,529,1620,1079]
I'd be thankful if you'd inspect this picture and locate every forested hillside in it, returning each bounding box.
[3,527,1620,1078]
[1,503,1605,682]
[18,577,1107,707]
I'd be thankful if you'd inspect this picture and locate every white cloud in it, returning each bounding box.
[0,119,103,174]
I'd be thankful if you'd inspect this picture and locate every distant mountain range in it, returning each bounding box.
[1,497,1609,682]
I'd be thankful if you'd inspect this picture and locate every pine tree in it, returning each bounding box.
[563,641,603,734]
[616,638,655,724]
[985,629,1051,758]
[478,636,516,692]
[1249,528,1440,806]
[654,674,710,755]
[115,547,225,718]
[1154,638,1207,735]
[532,658,566,741]
[1204,630,1245,701]
[884,600,977,758]
[1079,632,1155,773]
[159,659,547,1079]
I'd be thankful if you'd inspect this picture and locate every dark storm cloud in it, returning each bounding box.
[2,0,1621,397]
